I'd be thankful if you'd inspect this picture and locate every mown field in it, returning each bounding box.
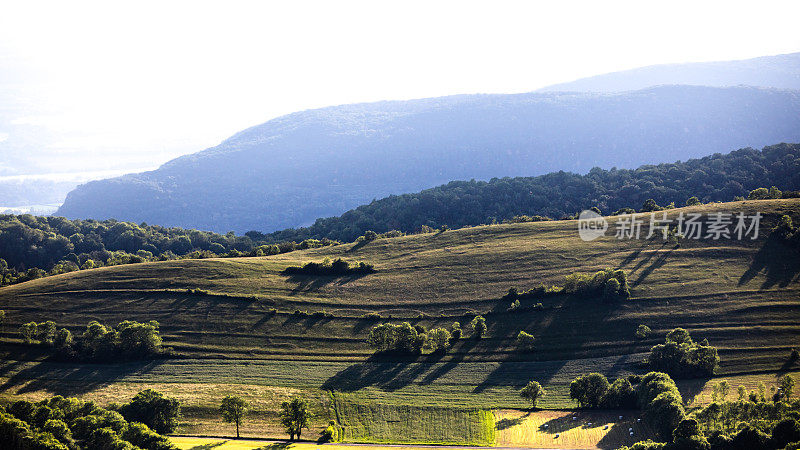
[0,199,798,447]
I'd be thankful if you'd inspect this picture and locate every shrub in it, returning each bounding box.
[283,259,376,276]
[367,322,424,353]
[648,328,718,378]
[320,421,339,443]
[361,312,382,320]
[686,196,701,206]
[563,268,629,300]
[450,322,462,340]
[424,328,451,353]
[516,331,536,352]
[635,324,651,340]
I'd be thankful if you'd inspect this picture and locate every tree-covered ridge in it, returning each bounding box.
[262,143,800,243]
[0,215,337,286]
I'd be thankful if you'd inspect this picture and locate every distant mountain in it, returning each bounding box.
[539,52,800,92]
[57,85,800,233]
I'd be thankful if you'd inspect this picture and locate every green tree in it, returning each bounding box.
[470,315,486,339]
[779,374,795,400]
[570,373,610,408]
[118,389,181,434]
[280,398,310,441]
[424,327,451,353]
[686,196,701,206]
[220,395,248,438]
[520,381,546,408]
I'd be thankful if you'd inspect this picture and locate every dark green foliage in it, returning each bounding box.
[1,394,176,450]
[636,324,652,340]
[319,421,339,443]
[602,378,638,409]
[280,398,310,441]
[263,144,800,243]
[644,392,686,440]
[0,215,338,288]
[367,322,425,353]
[772,419,800,449]
[564,268,630,300]
[20,319,165,362]
[116,389,180,434]
[282,258,376,276]
[423,327,451,353]
[570,373,610,408]
[648,328,719,378]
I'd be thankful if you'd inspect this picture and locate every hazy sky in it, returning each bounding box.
[1,0,799,181]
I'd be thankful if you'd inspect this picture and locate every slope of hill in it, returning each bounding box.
[539,52,800,92]
[2,199,799,442]
[56,85,800,233]
[263,143,800,243]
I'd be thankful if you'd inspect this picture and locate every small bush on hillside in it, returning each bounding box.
[570,373,610,408]
[563,268,630,300]
[635,324,652,340]
[450,322,462,340]
[516,331,536,352]
[685,196,701,206]
[748,186,782,200]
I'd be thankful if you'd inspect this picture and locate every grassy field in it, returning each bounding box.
[0,199,799,445]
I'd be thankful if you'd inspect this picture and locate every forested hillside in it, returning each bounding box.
[0,216,335,286]
[260,143,800,243]
[56,85,800,233]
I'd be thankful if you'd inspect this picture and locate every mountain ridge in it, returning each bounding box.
[56,84,800,233]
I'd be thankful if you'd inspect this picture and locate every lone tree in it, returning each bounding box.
[280,397,310,440]
[220,395,248,438]
[520,381,546,408]
[470,315,487,339]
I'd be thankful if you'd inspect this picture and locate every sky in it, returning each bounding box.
[0,0,799,183]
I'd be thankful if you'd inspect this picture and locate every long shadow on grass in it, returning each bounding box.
[0,359,162,396]
[739,235,800,289]
[321,351,447,392]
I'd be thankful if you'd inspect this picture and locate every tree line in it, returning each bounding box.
[0,214,339,288]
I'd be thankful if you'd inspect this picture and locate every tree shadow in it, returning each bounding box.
[286,273,371,295]
[495,411,531,430]
[0,359,163,396]
[738,235,800,289]
[345,240,369,253]
[321,351,446,392]
[187,442,228,450]
[253,443,292,450]
[632,244,677,287]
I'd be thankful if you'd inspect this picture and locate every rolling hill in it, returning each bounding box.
[56,85,800,233]
[2,198,798,444]
[538,52,800,92]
